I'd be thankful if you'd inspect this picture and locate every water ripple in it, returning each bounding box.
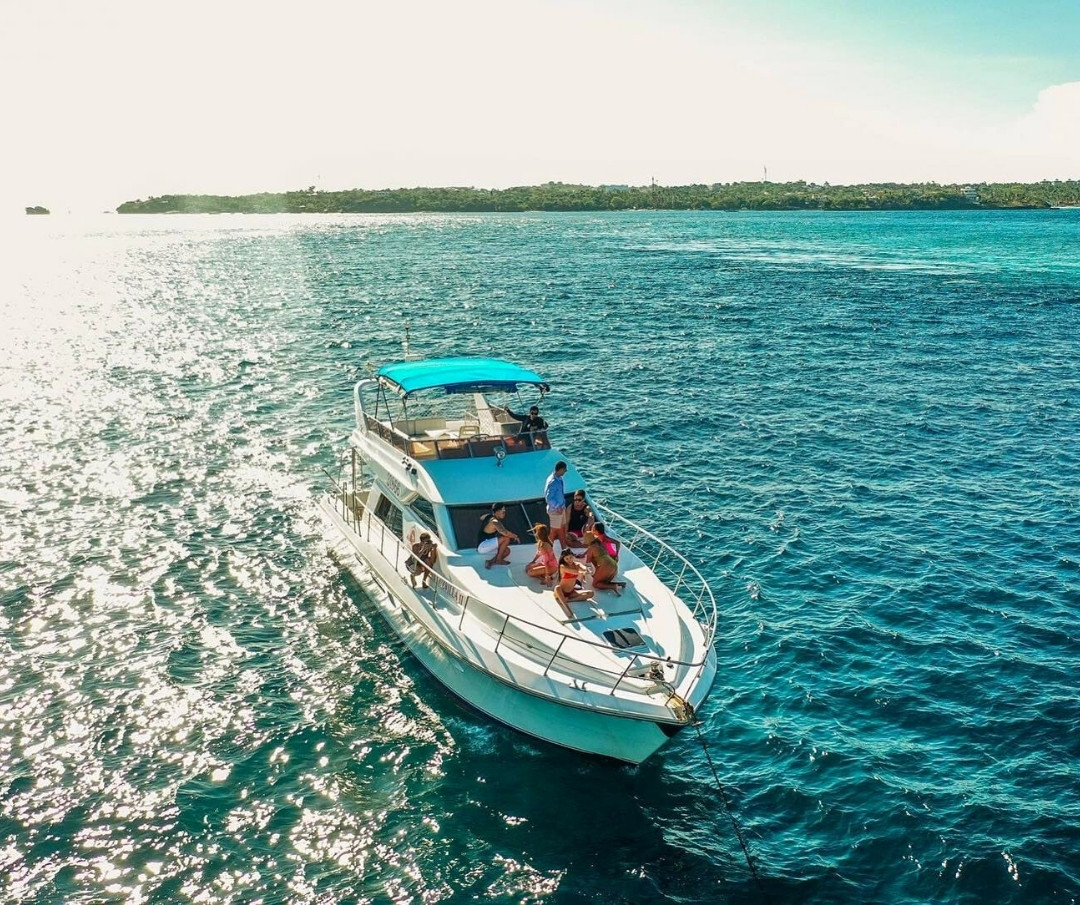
[2,211,1078,903]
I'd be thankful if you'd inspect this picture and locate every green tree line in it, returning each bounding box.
[116,180,1080,214]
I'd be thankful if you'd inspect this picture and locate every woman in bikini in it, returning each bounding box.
[592,522,621,560]
[553,549,594,619]
[584,534,626,594]
[525,523,558,586]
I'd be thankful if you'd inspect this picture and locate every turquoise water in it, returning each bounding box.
[2,210,1078,904]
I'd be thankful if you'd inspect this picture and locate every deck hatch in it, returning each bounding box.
[602,627,648,651]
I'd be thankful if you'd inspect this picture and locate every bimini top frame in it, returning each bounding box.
[377,357,549,398]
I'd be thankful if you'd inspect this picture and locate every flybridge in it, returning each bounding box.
[358,357,553,462]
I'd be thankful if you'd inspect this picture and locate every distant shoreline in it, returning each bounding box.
[114,180,1080,214]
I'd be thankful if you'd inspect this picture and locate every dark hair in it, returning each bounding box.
[560,549,577,562]
[529,407,539,414]
[555,461,567,472]
[594,522,606,534]
[493,502,507,511]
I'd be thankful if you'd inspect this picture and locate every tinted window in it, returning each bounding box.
[448,497,546,550]
[410,497,439,535]
[374,495,404,538]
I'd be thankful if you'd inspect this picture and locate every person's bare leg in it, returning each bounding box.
[554,587,574,619]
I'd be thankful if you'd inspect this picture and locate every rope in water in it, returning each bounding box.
[694,722,769,901]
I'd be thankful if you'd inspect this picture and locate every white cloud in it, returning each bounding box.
[1003,81,1080,158]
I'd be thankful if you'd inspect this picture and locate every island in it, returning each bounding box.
[25,206,50,215]
[115,180,1080,215]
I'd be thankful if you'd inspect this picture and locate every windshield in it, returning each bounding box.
[448,498,548,550]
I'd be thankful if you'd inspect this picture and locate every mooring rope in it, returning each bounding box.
[694,722,768,901]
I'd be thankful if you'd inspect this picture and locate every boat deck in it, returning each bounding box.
[432,541,693,694]
[445,545,646,625]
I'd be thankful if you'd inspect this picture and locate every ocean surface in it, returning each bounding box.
[2,209,1079,904]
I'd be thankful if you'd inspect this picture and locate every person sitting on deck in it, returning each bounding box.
[477,503,519,569]
[565,491,595,548]
[407,532,438,588]
[583,532,625,595]
[553,549,594,619]
[592,522,621,561]
[525,523,559,586]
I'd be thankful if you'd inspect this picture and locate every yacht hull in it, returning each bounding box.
[320,498,684,764]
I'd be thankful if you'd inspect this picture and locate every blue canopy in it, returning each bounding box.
[377,357,548,396]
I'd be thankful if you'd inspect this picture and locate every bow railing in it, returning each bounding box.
[322,472,716,713]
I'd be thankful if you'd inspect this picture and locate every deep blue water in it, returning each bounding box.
[2,210,1079,904]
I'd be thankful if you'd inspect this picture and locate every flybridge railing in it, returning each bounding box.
[362,414,550,461]
[323,473,715,713]
[354,378,550,460]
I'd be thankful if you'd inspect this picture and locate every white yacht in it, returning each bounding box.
[319,357,717,764]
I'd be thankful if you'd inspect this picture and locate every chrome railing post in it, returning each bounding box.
[543,636,567,677]
[494,614,510,654]
[609,658,637,695]
[674,562,688,596]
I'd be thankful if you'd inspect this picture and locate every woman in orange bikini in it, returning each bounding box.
[553,549,594,619]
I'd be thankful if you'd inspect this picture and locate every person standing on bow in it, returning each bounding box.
[407,532,438,588]
[544,461,569,552]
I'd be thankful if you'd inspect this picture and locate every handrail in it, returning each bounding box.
[323,473,716,702]
[592,502,719,643]
[361,413,551,461]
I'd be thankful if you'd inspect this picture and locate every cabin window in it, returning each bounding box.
[410,497,439,536]
[374,495,404,539]
[447,498,547,551]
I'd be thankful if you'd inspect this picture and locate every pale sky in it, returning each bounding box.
[2,0,1078,212]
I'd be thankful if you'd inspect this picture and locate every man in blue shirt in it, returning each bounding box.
[544,461,569,551]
